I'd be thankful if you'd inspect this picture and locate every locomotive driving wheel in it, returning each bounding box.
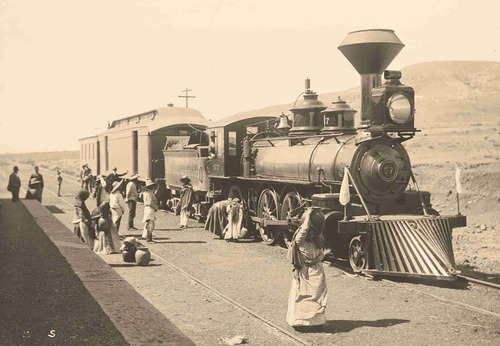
[348,236,367,273]
[257,189,279,245]
[280,191,303,248]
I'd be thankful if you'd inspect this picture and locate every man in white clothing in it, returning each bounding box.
[126,174,140,230]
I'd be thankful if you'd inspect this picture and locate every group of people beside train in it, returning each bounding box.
[72,166,195,247]
[7,163,329,330]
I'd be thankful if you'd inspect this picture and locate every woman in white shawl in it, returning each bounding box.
[109,180,126,235]
[286,207,328,329]
[141,179,158,243]
[93,202,121,254]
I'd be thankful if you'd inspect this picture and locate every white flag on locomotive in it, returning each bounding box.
[339,167,350,206]
[455,165,463,194]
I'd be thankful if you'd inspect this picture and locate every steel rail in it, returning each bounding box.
[150,251,312,346]
[323,258,500,319]
[458,275,500,290]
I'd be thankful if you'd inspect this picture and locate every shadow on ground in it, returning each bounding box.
[45,205,65,214]
[295,319,410,334]
[153,240,207,244]
[457,264,500,284]
[109,263,163,268]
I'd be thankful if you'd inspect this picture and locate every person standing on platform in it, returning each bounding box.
[93,202,121,254]
[141,179,158,243]
[105,167,128,193]
[73,190,95,249]
[79,164,86,189]
[29,166,44,202]
[7,166,21,202]
[286,207,329,330]
[126,174,140,230]
[82,164,92,192]
[179,176,194,229]
[109,180,126,235]
[94,175,109,207]
[56,169,63,197]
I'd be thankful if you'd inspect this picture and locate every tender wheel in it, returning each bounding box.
[257,189,279,245]
[280,191,303,248]
[348,236,367,273]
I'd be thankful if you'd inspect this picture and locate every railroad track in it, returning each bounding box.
[458,275,500,290]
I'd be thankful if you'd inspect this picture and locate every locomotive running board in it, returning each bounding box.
[362,217,458,280]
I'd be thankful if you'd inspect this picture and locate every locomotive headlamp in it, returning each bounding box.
[388,93,413,124]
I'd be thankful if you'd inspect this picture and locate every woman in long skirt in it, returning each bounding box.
[179,176,194,229]
[93,202,121,254]
[286,207,328,328]
[73,189,96,249]
[141,179,158,243]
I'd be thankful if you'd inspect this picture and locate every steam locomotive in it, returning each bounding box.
[162,29,466,280]
[80,29,466,280]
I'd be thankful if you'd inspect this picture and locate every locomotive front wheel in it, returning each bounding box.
[348,236,367,273]
[257,189,279,245]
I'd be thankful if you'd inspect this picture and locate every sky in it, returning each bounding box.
[0,0,499,152]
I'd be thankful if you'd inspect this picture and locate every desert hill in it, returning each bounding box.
[229,61,500,129]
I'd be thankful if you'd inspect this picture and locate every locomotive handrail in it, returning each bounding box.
[344,167,374,220]
[308,137,326,182]
[250,132,342,143]
[410,171,429,216]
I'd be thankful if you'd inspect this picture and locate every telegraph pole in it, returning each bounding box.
[178,88,196,108]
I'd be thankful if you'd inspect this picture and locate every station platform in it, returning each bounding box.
[0,198,194,345]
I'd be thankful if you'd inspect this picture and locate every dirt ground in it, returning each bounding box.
[406,118,500,278]
[2,163,499,345]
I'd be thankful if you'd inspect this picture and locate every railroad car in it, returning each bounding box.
[79,106,209,180]
[162,113,277,219]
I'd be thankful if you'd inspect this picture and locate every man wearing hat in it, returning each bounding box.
[179,176,194,229]
[105,167,128,193]
[126,173,140,230]
[141,179,158,243]
[109,179,126,234]
[7,166,21,202]
[56,169,63,197]
[28,166,44,202]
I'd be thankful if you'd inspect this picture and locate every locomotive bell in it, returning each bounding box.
[338,29,404,127]
[289,79,327,136]
[321,97,357,134]
[276,113,291,133]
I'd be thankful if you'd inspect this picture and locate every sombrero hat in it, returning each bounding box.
[180,175,191,183]
[111,180,124,193]
[145,179,156,188]
[129,173,140,180]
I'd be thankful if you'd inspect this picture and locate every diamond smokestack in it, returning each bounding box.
[338,29,404,125]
